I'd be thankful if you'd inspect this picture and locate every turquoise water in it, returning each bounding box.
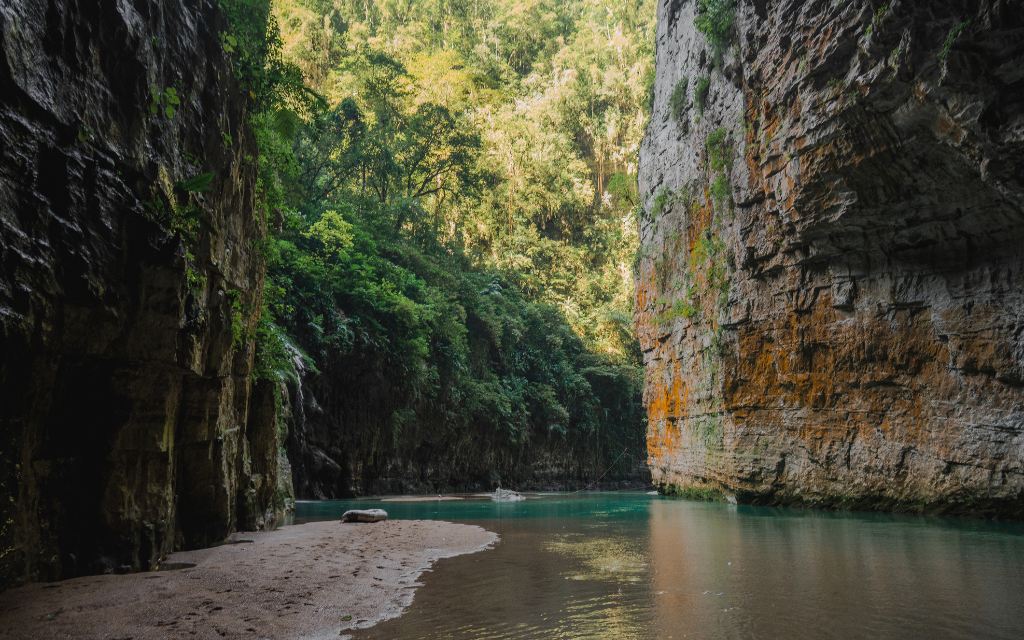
[296,493,1024,639]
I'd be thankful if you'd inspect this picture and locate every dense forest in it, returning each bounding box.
[230,0,655,493]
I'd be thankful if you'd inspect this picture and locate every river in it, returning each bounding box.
[295,492,1024,639]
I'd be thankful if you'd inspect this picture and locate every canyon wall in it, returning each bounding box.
[0,0,291,586]
[285,353,649,499]
[637,0,1024,515]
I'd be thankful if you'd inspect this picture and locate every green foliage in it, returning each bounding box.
[694,76,711,115]
[185,260,206,295]
[710,173,731,211]
[149,85,180,118]
[650,188,671,220]
[693,230,729,299]
[939,20,970,61]
[705,128,733,216]
[865,1,891,37]
[874,2,892,25]
[669,76,689,123]
[695,0,736,59]
[148,84,180,118]
[217,0,305,113]
[649,185,691,221]
[705,127,732,172]
[606,172,638,210]
[228,289,246,348]
[655,227,729,327]
[177,172,214,193]
[660,483,723,501]
[265,213,645,476]
[143,189,201,252]
[304,209,354,258]
[656,298,699,324]
[253,312,303,383]
[244,0,655,484]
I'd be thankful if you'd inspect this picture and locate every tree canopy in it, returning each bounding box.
[232,0,655,489]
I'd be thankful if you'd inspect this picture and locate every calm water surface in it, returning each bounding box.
[295,493,1024,639]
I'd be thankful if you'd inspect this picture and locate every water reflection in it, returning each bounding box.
[544,533,648,583]
[297,493,1024,639]
[646,501,1024,639]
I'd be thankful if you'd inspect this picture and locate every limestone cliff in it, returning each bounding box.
[0,0,291,585]
[637,0,1024,515]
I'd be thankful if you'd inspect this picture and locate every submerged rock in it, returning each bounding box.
[341,509,389,523]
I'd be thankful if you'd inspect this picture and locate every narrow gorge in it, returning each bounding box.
[0,0,650,588]
[637,0,1024,515]
[2,1,1024,638]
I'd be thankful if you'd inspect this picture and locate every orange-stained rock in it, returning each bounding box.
[636,0,1024,516]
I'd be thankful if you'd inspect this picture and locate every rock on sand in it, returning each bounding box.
[342,509,389,523]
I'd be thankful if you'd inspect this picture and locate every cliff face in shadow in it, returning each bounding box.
[284,339,649,499]
[637,0,1024,514]
[0,0,291,586]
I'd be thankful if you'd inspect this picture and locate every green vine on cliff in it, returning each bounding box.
[705,128,734,216]
[695,0,736,61]
[148,85,180,119]
[140,165,220,298]
[215,0,309,374]
[694,76,711,116]
[228,288,248,349]
[706,127,732,171]
[654,222,730,328]
[864,1,892,38]
[216,0,305,114]
[649,184,693,222]
[693,230,729,303]
[710,174,730,211]
[669,76,689,125]
[217,0,309,228]
[655,289,700,325]
[939,19,971,62]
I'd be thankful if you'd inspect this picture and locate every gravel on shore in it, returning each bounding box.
[0,519,497,639]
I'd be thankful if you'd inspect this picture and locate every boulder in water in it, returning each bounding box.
[341,509,388,523]
[490,489,525,502]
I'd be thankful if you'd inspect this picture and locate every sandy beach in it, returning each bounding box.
[0,520,497,639]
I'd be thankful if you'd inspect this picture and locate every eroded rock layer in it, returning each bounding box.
[0,0,291,585]
[637,0,1024,514]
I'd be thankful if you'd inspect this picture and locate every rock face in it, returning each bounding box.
[637,0,1024,515]
[285,374,650,499]
[285,347,649,499]
[0,0,291,586]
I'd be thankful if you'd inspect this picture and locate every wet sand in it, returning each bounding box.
[0,520,497,640]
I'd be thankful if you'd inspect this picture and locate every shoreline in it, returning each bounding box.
[0,520,497,639]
